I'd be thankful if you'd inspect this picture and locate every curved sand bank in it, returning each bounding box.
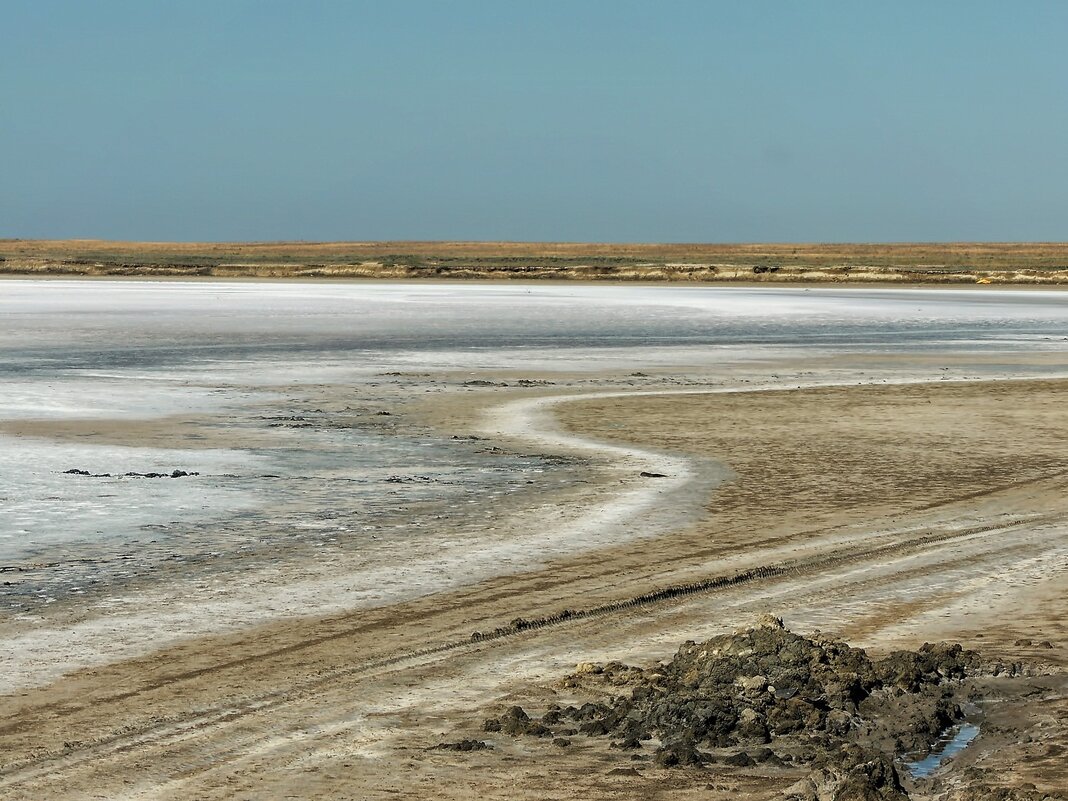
[6,370,1068,692]
[1,376,1066,801]
[5,369,1017,692]
[1,375,1067,801]
[0,386,723,693]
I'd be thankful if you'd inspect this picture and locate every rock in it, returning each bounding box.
[786,756,908,800]
[639,471,668,478]
[783,774,821,801]
[875,642,978,692]
[751,747,786,767]
[434,739,490,752]
[489,706,551,737]
[609,734,642,750]
[837,751,908,799]
[736,675,768,692]
[735,707,770,743]
[572,702,610,720]
[579,719,610,736]
[723,751,754,767]
[756,614,785,630]
[470,621,994,789]
[824,710,853,738]
[541,706,563,725]
[654,738,707,768]
[552,737,571,748]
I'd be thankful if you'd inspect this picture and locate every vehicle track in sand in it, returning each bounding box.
[4,376,1068,800]
[0,500,1060,793]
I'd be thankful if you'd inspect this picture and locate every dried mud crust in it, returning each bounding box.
[472,618,1066,801]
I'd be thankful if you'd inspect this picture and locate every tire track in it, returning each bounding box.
[0,510,1054,789]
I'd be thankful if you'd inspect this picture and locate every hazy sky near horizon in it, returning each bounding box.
[3,1,1067,243]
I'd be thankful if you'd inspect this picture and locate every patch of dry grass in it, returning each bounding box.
[3,239,1068,283]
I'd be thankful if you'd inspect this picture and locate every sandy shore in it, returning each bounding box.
[0,382,716,692]
[1,367,1066,800]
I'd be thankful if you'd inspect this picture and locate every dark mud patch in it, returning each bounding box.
[470,617,1066,800]
[433,739,492,752]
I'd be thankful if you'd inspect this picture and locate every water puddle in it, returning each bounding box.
[905,722,980,778]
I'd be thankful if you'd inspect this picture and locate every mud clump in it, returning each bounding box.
[653,737,707,767]
[611,616,977,755]
[480,617,993,798]
[63,468,200,478]
[785,749,907,800]
[482,705,552,737]
[434,739,491,752]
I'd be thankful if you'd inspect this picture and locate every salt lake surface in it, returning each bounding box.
[3,280,1068,620]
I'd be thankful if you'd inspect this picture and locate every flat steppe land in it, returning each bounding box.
[5,239,1068,282]
[1,360,1066,800]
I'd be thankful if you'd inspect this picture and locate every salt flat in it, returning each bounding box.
[1,280,1067,799]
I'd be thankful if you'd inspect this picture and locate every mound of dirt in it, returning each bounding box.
[480,617,1009,800]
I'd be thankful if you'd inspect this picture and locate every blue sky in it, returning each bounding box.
[3,1,1067,242]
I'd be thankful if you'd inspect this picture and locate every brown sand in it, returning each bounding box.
[1,378,1066,799]
[6,239,1068,283]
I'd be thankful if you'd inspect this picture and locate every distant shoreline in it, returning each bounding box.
[4,239,1068,284]
[6,275,1068,293]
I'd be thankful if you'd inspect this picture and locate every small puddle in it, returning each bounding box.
[904,722,980,778]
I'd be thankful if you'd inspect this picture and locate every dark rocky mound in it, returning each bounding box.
[482,705,553,737]
[482,616,986,799]
[433,739,491,752]
[784,746,907,800]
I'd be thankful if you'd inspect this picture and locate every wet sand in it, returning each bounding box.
[1,371,1066,800]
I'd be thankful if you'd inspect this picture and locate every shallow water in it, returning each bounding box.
[905,722,981,778]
